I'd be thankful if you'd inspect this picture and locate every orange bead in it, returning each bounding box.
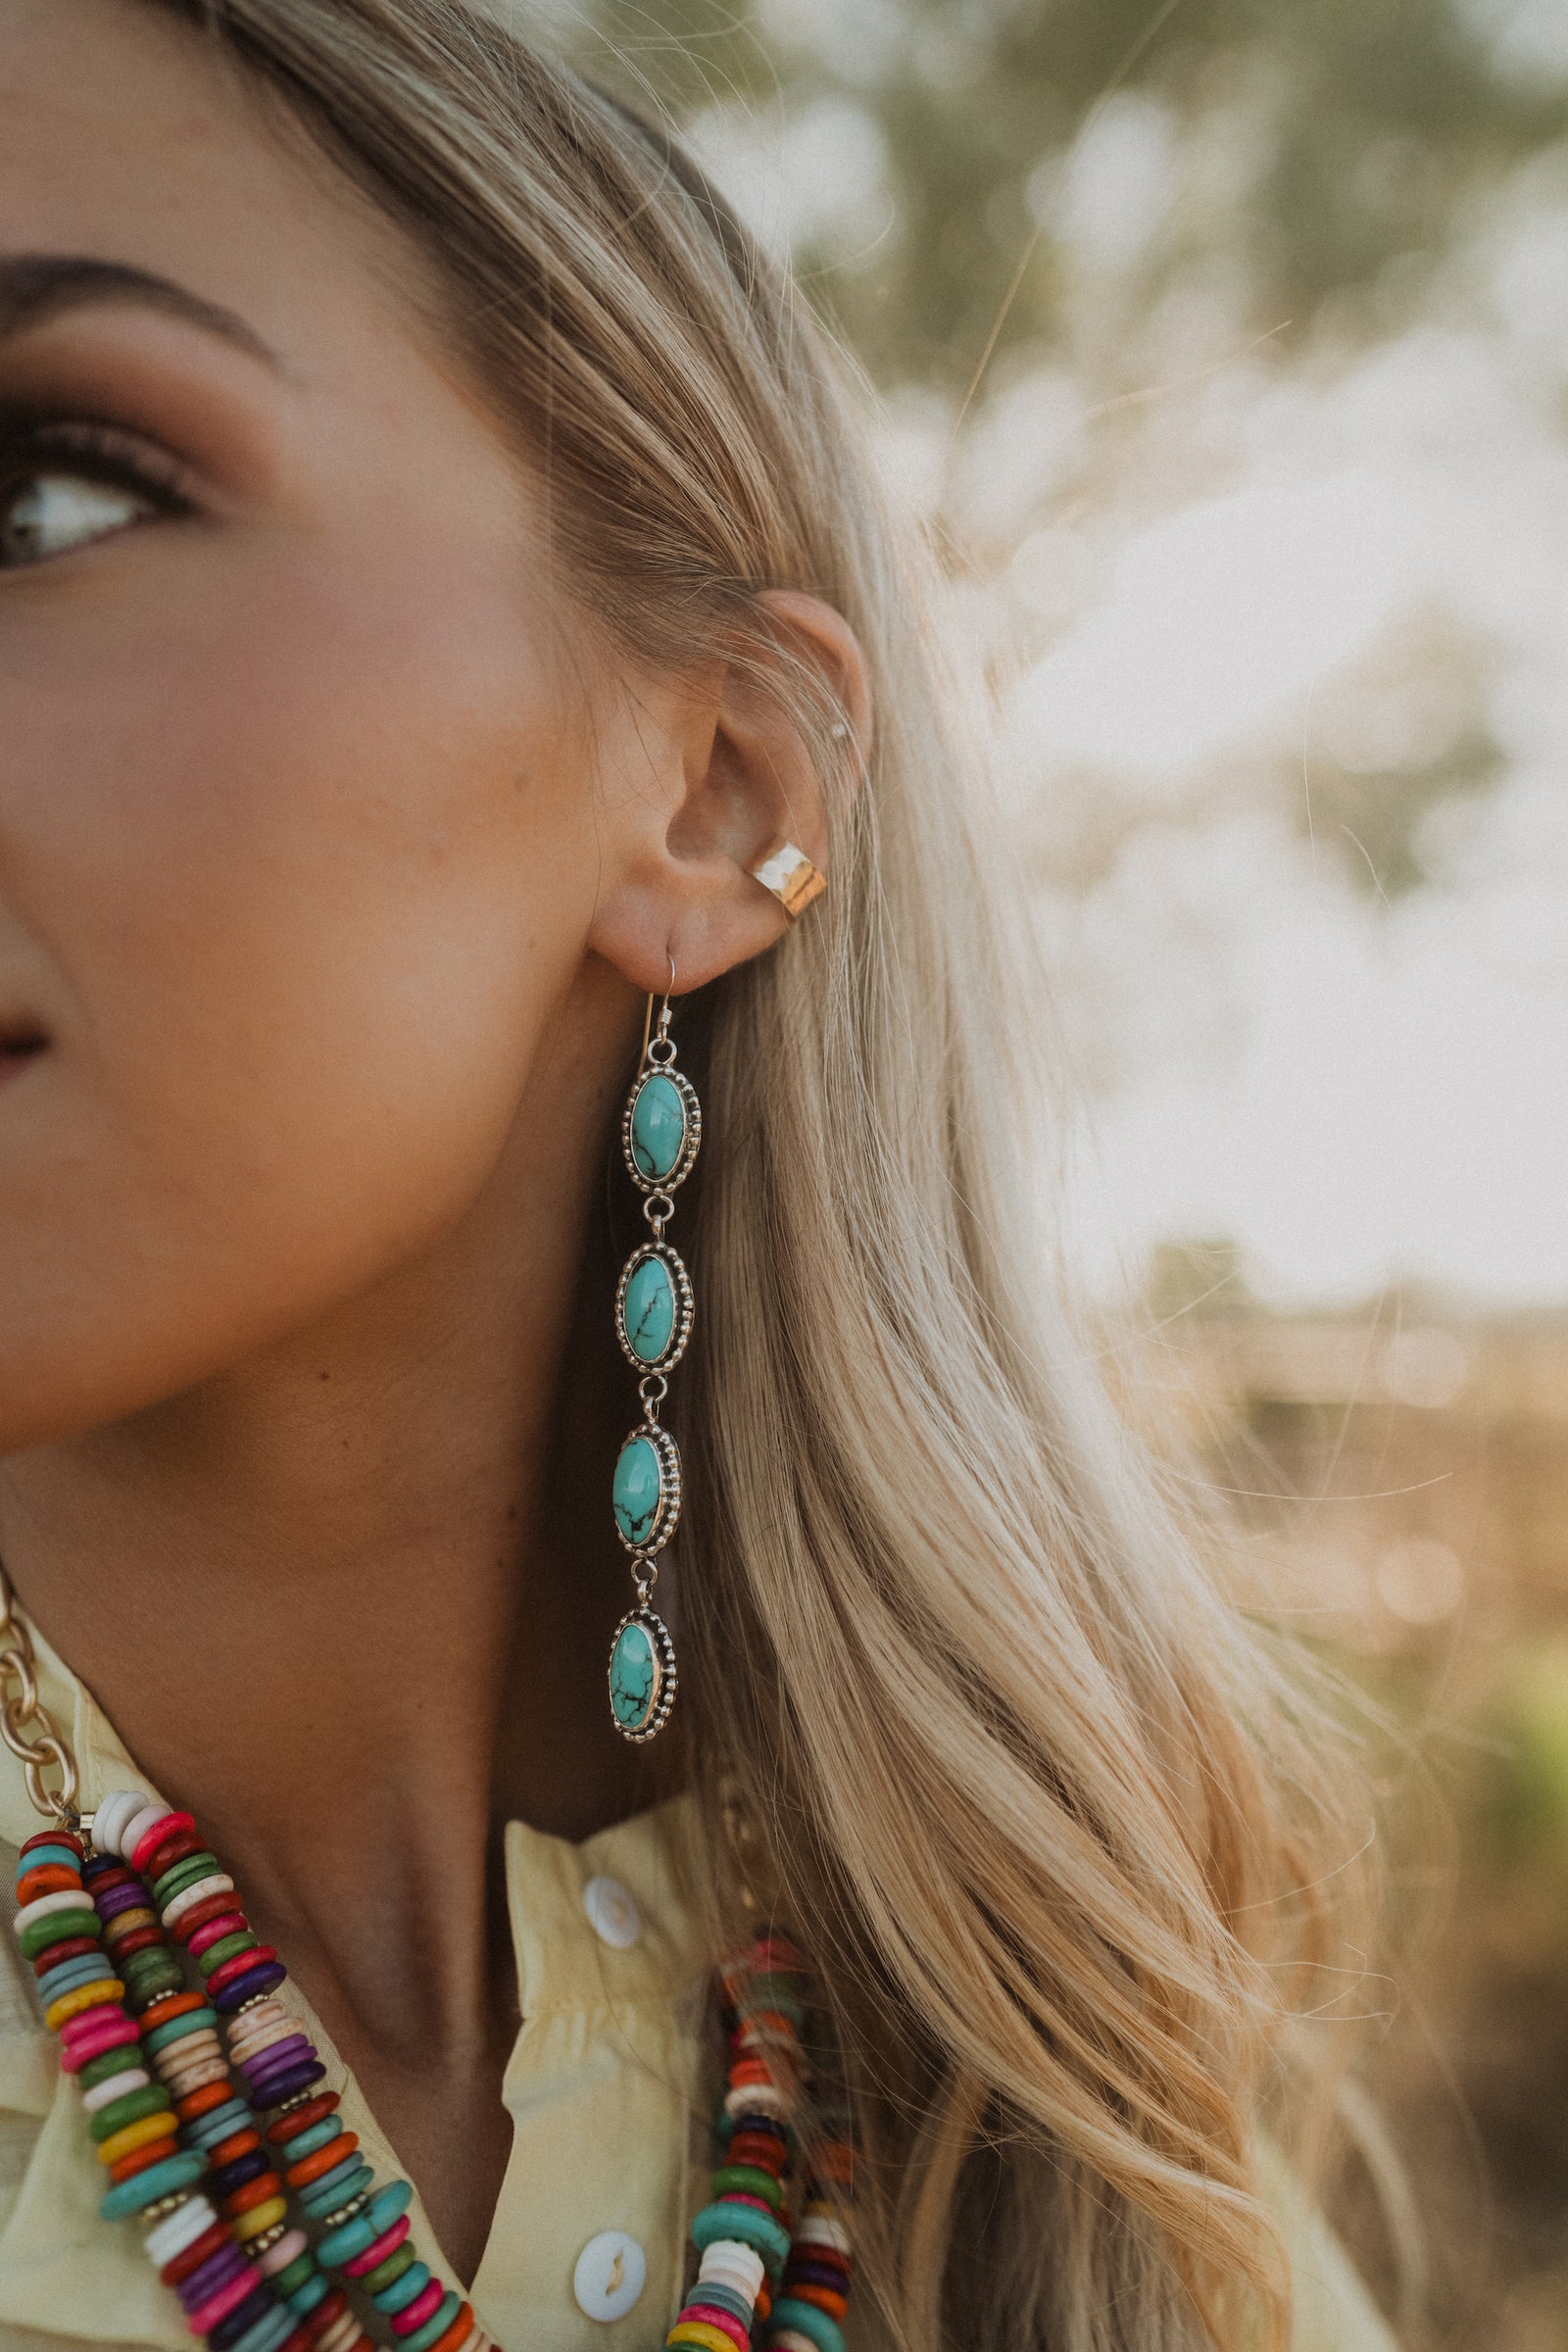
[285,2131,359,2188]
[176,2079,234,2123]
[791,2285,849,2321]
[110,2134,179,2183]
[224,2171,284,2216]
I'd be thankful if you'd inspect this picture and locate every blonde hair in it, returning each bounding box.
[144,5,1378,2343]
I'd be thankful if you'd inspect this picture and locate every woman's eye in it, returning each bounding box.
[0,469,156,567]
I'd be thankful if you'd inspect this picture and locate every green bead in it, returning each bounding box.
[273,2253,317,2296]
[610,1617,660,1734]
[363,2239,417,2294]
[18,1909,98,1960]
[151,1851,218,1904]
[620,1253,675,1364]
[612,1434,662,1549]
[630,1071,687,1182]
[197,1930,257,1976]
[88,2082,171,2141]
[77,2046,141,2092]
[710,2162,783,2210]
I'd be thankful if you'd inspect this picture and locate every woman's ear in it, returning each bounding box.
[587,591,871,997]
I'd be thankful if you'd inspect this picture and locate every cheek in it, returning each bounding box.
[0,537,595,1441]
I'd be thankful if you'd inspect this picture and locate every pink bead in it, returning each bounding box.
[58,2013,138,2071]
[391,2279,445,2335]
[186,1910,247,1960]
[186,2264,263,2335]
[680,2307,751,2352]
[342,2217,410,2277]
[259,2229,309,2277]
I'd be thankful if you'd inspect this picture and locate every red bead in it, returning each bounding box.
[130,1810,195,1875]
[225,2171,284,2215]
[20,1827,82,1859]
[84,1864,137,1893]
[162,2219,229,2286]
[210,2128,262,2167]
[267,2091,340,2144]
[32,1936,99,1976]
[170,1889,238,1944]
[302,2288,347,2338]
[106,1925,164,1961]
[206,1943,277,1997]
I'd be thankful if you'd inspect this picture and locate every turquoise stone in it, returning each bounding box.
[613,1434,662,1548]
[631,1072,686,1182]
[610,1618,660,1732]
[621,1252,676,1363]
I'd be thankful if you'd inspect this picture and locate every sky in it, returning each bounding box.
[688,58,1568,1312]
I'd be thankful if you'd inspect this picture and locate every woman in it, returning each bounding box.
[0,2,1395,2347]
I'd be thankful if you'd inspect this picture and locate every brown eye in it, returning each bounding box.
[0,468,156,566]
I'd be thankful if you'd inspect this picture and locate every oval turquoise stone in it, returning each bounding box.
[612,1434,663,1548]
[621,1253,676,1364]
[610,1618,660,1733]
[631,1072,686,1182]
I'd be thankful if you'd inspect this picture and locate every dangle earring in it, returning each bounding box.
[607,973,700,1740]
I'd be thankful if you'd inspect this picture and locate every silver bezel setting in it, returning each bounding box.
[612,1421,682,1559]
[608,1604,678,1742]
[614,1242,694,1374]
[620,1064,703,1195]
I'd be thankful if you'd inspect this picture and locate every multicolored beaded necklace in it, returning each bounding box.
[8,1770,856,2352]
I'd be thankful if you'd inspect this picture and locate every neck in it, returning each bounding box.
[0,1001,679,2074]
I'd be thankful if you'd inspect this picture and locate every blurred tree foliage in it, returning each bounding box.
[574,0,1568,392]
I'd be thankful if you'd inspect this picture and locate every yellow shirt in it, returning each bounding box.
[0,1614,1396,2351]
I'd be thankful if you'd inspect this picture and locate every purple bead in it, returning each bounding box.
[246,2056,324,2109]
[786,2257,849,2293]
[212,1959,286,2012]
[92,1882,149,1920]
[239,2032,309,2079]
[209,2284,274,2350]
[177,2242,248,2309]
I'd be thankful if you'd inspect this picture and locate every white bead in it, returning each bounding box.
[723,2082,788,2121]
[772,2333,819,2352]
[80,2066,150,2113]
[259,2229,309,2277]
[161,1873,233,1928]
[12,1887,92,1936]
[795,2215,852,2253]
[93,1789,149,1857]
[144,2194,217,2268]
[571,2230,647,2322]
[120,1805,174,1867]
[315,2310,362,2352]
[582,1875,642,1950]
[698,2241,765,2298]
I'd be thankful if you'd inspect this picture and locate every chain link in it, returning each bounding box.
[0,1559,79,1821]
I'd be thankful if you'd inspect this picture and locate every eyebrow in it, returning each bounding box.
[0,254,279,365]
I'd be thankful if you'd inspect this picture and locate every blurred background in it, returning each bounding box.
[540,0,1566,2338]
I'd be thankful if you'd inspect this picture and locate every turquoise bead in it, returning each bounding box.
[99,2148,205,2219]
[621,1253,675,1364]
[36,1952,115,2004]
[144,2004,218,2055]
[630,1072,686,1182]
[689,2197,792,2275]
[300,2157,372,2215]
[186,2098,249,2148]
[372,2260,429,2314]
[769,2298,847,2352]
[15,1842,80,1879]
[366,2179,415,2234]
[612,1434,662,1548]
[316,2212,375,2267]
[610,1618,659,1733]
[401,2290,464,2352]
[229,2307,295,2352]
[286,2272,331,2316]
[277,2114,341,2162]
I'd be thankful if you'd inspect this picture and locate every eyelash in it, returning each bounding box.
[0,416,200,522]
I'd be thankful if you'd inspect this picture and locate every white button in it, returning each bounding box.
[572,2229,647,2322]
[583,1874,641,1949]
